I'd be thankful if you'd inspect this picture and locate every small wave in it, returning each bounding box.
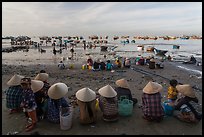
[177,65,202,78]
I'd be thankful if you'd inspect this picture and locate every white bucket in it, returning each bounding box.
[60,106,73,130]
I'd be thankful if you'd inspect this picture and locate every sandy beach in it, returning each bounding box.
[2,59,202,135]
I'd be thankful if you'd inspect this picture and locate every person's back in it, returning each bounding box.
[5,85,23,113]
[142,81,164,122]
[99,96,118,121]
[58,61,65,69]
[124,58,131,68]
[100,61,106,70]
[77,100,97,124]
[190,56,196,64]
[174,84,202,123]
[106,60,112,71]
[98,85,118,122]
[87,58,93,66]
[93,61,100,70]
[47,97,69,123]
[167,79,178,104]
[76,87,97,124]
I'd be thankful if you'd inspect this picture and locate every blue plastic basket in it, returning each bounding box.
[118,96,133,116]
[163,101,174,116]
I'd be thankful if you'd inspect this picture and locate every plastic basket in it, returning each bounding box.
[60,106,73,130]
[118,96,133,116]
[163,101,174,116]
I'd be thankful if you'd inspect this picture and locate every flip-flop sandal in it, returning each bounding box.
[25,124,32,128]
[25,125,34,132]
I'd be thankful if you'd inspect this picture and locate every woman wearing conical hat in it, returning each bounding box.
[34,71,50,97]
[31,80,47,121]
[98,85,118,122]
[173,84,202,123]
[47,82,70,123]
[76,87,97,124]
[142,81,164,122]
[5,74,24,114]
[114,78,138,106]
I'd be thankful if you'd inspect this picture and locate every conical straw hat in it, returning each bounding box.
[48,83,68,99]
[98,85,117,98]
[176,84,196,98]
[34,73,49,82]
[31,80,44,93]
[150,59,155,62]
[76,87,96,102]
[7,74,24,86]
[115,78,129,89]
[143,81,163,94]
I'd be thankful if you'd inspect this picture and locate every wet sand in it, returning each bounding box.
[2,58,202,135]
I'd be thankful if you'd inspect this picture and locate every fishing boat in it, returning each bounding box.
[101,46,108,51]
[154,48,168,56]
[173,45,180,49]
[146,46,154,52]
[137,45,144,51]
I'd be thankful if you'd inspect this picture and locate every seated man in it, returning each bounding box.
[183,55,197,64]
[92,59,100,71]
[114,78,137,106]
[58,61,65,69]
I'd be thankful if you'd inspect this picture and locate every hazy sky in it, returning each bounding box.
[2,2,202,37]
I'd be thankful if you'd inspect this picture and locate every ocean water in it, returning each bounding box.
[2,37,202,77]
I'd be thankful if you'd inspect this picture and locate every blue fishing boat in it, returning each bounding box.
[154,48,168,56]
[173,45,180,49]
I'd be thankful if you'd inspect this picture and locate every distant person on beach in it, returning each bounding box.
[58,61,65,69]
[87,56,93,69]
[167,79,178,104]
[114,58,122,69]
[5,74,24,114]
[53,47,56,55]
[138,56,145,65]
[98,85,118,122]
[83,40,86,50]
[183,55,197,64]
[167,55,172,61]
[76,87,97,124]
[106,60,112,71]
[70,47,74,59]
[20,78,37,132]
[99,59,106,70]
[123,57,131,68]
[173,84,202,123]
[47,83,69,123]
[92,59,100,71]
[142,81,164,122]
[114,78,138,106]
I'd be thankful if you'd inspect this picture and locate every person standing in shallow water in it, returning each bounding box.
[70,47,74,59]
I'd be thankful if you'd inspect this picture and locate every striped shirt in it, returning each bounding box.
[142,92,164,117]
[5,85,23,109]
[99,96,118,121]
